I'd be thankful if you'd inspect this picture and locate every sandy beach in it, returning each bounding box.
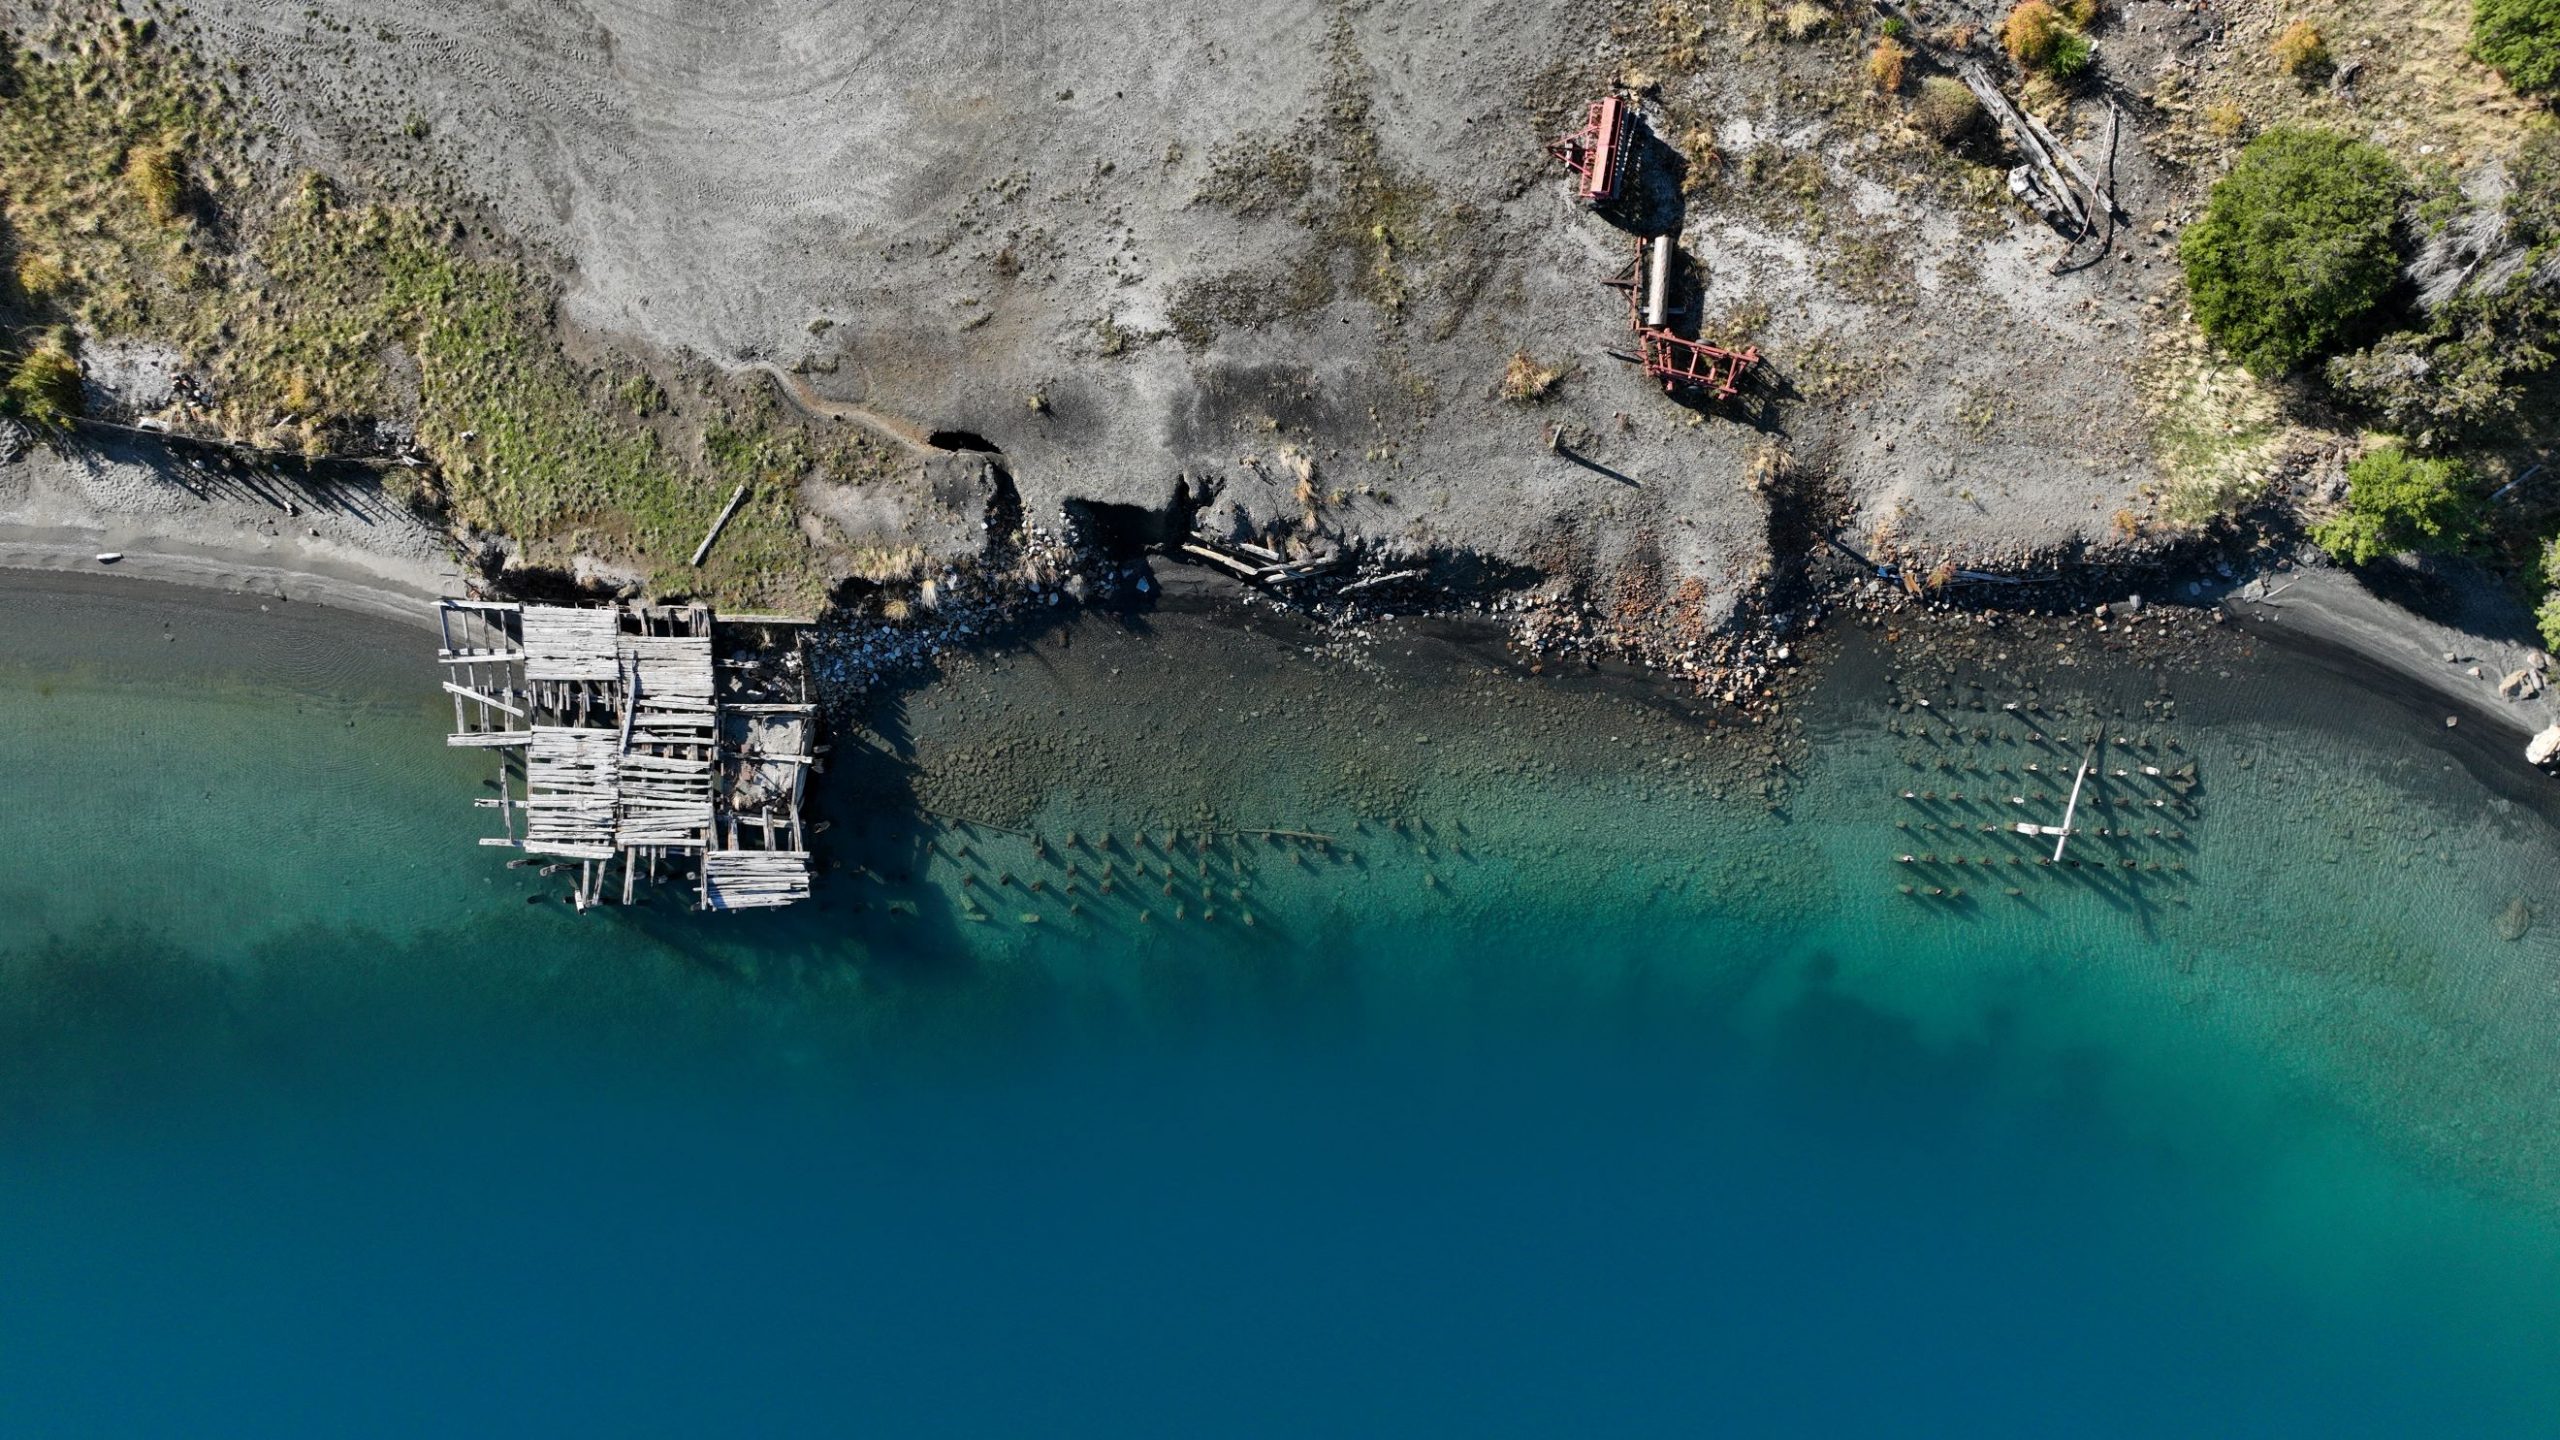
[0,431,461,629]
[2222,565,2560,743]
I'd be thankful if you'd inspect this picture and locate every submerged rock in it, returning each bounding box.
[2497,897,2534,943]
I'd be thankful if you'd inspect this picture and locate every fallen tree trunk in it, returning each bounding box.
[1960,63,2088,235]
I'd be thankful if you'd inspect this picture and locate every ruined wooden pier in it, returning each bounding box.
[436,599,819,911]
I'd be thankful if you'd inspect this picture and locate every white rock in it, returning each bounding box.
[2530,725,2560,766]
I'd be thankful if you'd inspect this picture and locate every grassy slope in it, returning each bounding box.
[0,5,895,608]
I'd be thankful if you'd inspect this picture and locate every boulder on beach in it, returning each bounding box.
[2528,724,2560,766]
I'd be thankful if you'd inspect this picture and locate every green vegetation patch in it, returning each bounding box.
[2473,0,2560,97]
[2180,127,2408,377]
[0,11,888,607]
[2311,445,2483,565]
[241,179,839,601]
[0,17,230,394]
[2326,126,2560,448]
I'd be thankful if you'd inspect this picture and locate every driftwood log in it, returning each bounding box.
[1960,63,2088,235]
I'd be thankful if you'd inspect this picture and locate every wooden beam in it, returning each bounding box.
[690,482,751,567]
[443,681,528,720]
[1182,542,1264,579]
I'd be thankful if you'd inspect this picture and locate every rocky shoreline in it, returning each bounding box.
[10,425,2558,772]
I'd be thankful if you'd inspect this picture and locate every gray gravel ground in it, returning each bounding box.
[137,0,2192,625]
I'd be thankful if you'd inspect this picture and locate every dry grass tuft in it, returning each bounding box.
[2000,0,2067,67]
[2271,20,2328,77]
[123,141,182,221]
[1911,76,1984,140]
[1744,441,1791,492]
[1868,36,1911,94]
[12,253,67,303]
[1683,125,1724,177]
[1781,2,1831,41]
[1501,349,1566,402]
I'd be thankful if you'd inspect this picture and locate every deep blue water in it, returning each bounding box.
[2,574,2557,1435]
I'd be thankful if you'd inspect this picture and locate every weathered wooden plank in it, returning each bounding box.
[443,681,528,720]
[448,730,532,747]
[689,483,751,567]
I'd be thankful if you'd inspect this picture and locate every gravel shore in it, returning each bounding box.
[0,431,461,629]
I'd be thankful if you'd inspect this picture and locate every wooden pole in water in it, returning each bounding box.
[2053,729,2102,862]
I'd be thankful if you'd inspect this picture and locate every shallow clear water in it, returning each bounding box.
[2,573,2557,1435]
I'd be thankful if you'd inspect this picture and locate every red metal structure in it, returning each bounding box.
[1632,330,1759,399]
[1545,96,1633,205]
[1600,237,1759,400]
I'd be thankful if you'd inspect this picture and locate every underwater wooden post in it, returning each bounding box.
[2052,728,2102,863]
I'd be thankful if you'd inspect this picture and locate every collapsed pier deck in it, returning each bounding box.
[436,599,818,911]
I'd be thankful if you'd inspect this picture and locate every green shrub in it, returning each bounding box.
[2538,539,2560,649]
[2049,31,2095,78]
[3,344,80,426]
[2179,127,2408,376]
[2474,0,2560,96]
[2328,125,2560,442]
[2327,286,2560,443]
[2310,445,2482,564]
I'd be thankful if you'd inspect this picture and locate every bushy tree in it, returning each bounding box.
[2180,128,2408,376]
[2474,0,2560,96]
[2310,446,2482,565]
[2329,127,2560,442]
[2538,537,2560,649]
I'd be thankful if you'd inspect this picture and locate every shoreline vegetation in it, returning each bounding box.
[1,2,2558,753]
[0,6,907,610]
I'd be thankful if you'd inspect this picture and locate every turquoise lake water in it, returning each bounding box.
[3,572,2558,1434]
